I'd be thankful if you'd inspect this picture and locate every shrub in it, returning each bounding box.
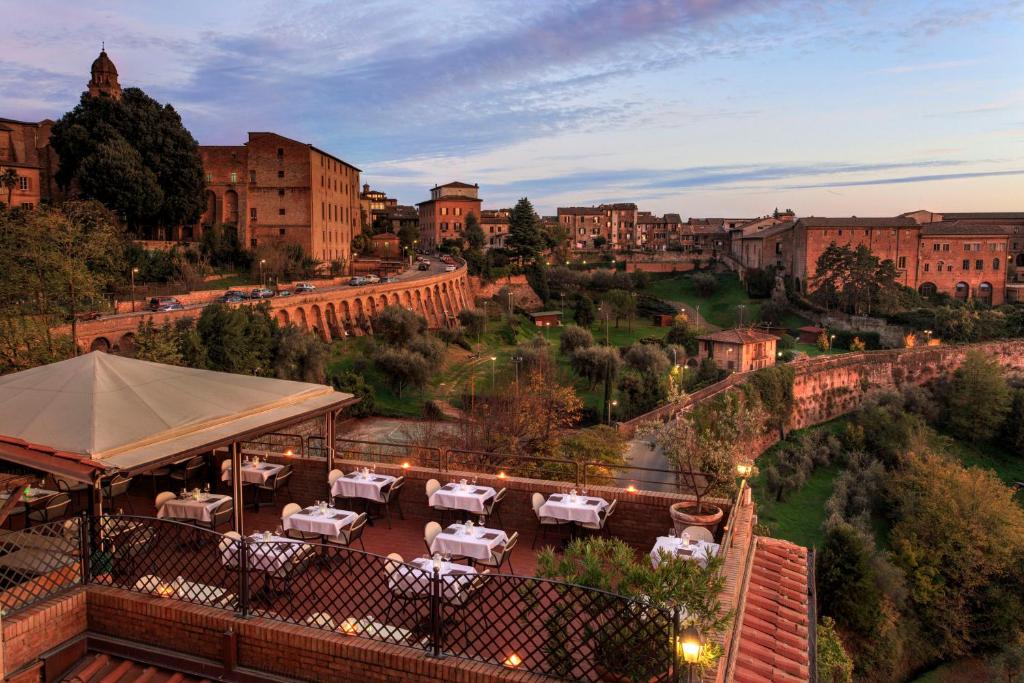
[573,295,596,327]
[457,308,485,338]
[692,272,718,296]
[559,324,594,356]
[623,342,670,376]
[374,305,426,346]
[817,521,883,636]
[617,370,667,419]
[664,320,698,355]
[327,369,376,417]
[422,400,445,420]
[946,350,1012,441]
[407,335,444,364]
[817,617,854,683]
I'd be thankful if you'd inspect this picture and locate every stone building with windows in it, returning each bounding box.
[416,181,482,249]
[479,208,510,249]
[197,132,361,264]
[914,222,1011,305]
[697,328,778,372]
[0,118,56,210]
[558,203,638,250]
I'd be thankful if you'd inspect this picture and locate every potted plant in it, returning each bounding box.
[530,537,733,683]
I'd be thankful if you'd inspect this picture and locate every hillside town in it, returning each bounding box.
[1,8,1024,683]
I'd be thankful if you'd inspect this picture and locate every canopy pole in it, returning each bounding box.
[231,442,244,533]
[325,409,336,477]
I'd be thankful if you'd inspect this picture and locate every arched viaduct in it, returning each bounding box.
[74,268,473,354]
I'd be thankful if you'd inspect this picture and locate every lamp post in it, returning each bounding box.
[507,289,513,315]
[130,267,139,312]
[607,399,618,425]
[829,333,836,351]
[694,304,701,333]
[923,328,933,342]
[737,303,746,327]
[512,354,523,389]
[679,626,702,683]
[490,356,497,388]
[560,292,565,315]
[483,300,489,336]
[259,259,266,287]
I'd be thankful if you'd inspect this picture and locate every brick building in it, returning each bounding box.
[558,203,638,250]
[915,222,1011,305]
[0,118,57,209]
[480,208,510,249]
[382,204,419,237]
[416,181,482,249]
[737,221,795,271]
[197,132,361,264]
[358,183,388,231]
[697,328,778,372]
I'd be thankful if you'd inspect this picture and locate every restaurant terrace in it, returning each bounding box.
[0,353,812,683]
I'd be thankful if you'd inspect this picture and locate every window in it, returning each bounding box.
[455,222,462,231]
[943,243,950,252]
[964,243,972,252]
[277,171,284,178]
[933,243,941,252]
[962,260,970,270]
[249,170,256,183]
[976,259,983,270]
[230,171,237,183]
[279,208,286,216]
[897,256,906,269]
[22,203,33,210]
[278,189,285,197]
[455,207,462,216]
[993,258,1000,270]
[924,263,930,272]
[775,242,782,255]
[277,147,284,158]
[441,207,448,216]
[250,208,257,220]
[206,173,213,182]
[279,228,286,236]
[18,176,28,190]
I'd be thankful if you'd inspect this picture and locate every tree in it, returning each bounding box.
[1003,389,1024,455]
[374,347,429,397]
[397,221,419,252]
[623,342,670,376]
[271,324,329,383]
[0,168,18,207]
[617,370,666,418]
[810,244,901,315]
[816,617,854,683]
[692,272,718,297]
[328,370,375,417]
[569,345,621,388]
[817,521,882,635]
[573,295,596,327]
[457,308,486,340]
[464,212,485,250]
[374,305,427,346]
[50,88,205,236]
[603,289,636,330]
[505,197,544,262]
[946,350,1011,441]
[559,325,594,356]
[132,319,184,365]
[525,261,550,303]
[195,303,275,375]
[557,425,627,484]
[665,319,698,355]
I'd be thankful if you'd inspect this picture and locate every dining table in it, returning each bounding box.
[389,557,478,601]
[430,523,508,562]
[649,536,720,568]
[537,493,608,525]
[157,493,231,523]
[332,471,396,504]
[283,506,358,538]
[222,461,284,486]
[429,482,495,515]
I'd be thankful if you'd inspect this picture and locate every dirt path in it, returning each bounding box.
[665,299,720,333]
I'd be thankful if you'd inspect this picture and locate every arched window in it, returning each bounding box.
[918,282,937,298]
[993,258,1000,271]
[1016,253,1024,268]
[978,282,993,305]
[955,282,970,300]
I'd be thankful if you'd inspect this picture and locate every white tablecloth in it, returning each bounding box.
[429,484,495,514]
[158,494,231,522]
[538,494,608,524]
[430,524,507,561]
[389,558,477,600]
[332,472,396,503]
[649,536,720,567]
[222,462,284,485]
[284,508,357,537]
[221,534,311,573]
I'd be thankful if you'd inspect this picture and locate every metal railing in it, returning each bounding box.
[79,514,678,682]
[0,517,84,616]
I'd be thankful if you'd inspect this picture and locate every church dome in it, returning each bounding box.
[91,49,118,76]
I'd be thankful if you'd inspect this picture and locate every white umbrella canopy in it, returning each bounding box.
[0,352,352,476]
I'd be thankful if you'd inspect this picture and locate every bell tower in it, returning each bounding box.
[87,47,122,100]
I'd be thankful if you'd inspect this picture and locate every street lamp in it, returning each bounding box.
[130,267,139,312]
[679,626,702,683]
[512,354,523,387]
[259,259,266,287]
[490,356,497,388]
[607,399,618,425]
[737,304,746,327]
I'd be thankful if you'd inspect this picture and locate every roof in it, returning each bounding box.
[528,311,563,318]
[62,652,209,682]
[558,207,605,216]
[920,222,1012,236]
[942,212,1024,221]
[797,325,825,333]
[244,132,361,172]
[733,537,811,683]
[435,181,477,189]
[0,352,353,480]
[698,329,779,344]
[90,49,118,76]
[416,195,481,206]
[740,223,794,240]
[797,217,917,228]
[370,232,400,240]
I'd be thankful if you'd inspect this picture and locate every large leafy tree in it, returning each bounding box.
[505,197,545,262]
[810,243,901,315]
[464,211,485,250]
[946,350,1011,441]
[50,88,205,237]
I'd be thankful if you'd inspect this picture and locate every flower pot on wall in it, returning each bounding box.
[670,501,723,535]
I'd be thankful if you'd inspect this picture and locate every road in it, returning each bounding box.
[101,256,457,322]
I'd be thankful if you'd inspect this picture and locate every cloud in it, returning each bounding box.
[878,59,982,74]
[780,168,1024,190]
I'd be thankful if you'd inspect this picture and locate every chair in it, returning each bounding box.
[54,477,89,514]
[155,491,176,515]
[169,456,206,491]
[580,499,617,535]
[386,552,429,623]
[682,525,715,543]
[219,531,243,582]
[103,475,134,514]
[27,494,70,525]
[482,487,506,527]
[426,478,454,520]
[219,460,232,490]
[476,531,518,574]
[283,503,321,541]
[196,498,234,533]
[256,465,292,509]
[305,612,337,630]
[424,521,442,555]
[531,492,567,548]
[378,476,405,529]
[327,512,368,559]
[328,469,347,506]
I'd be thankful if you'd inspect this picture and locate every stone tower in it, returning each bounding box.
[87,48,121,100]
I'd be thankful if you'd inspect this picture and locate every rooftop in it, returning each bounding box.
[797,216,917,228]
[698,329,779,344]
[920,222,1013,236]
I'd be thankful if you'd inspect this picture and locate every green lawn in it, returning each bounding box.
[646,273,765,328]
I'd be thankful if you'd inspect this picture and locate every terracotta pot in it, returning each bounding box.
[670,501,723,535]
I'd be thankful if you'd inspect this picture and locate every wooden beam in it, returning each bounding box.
[0,476,32,528]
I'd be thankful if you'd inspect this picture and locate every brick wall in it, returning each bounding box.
[2,589,87,679]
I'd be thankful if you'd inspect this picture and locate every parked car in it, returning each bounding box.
[155,301,185,312]
[348,276,366,286]
[295,283,316,293]
[363,274,380,284]
[417,262,430,271]
[250,288,275,299]
[277,289,293,297]
[381,275,397,283]
[444,264,457,272]
[217,291,247,303]
[149,296,181,312]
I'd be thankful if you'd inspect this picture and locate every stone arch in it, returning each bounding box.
[389,292,399,307]
[90,337,111,353]
[433,285,445,318]
[295,307,308,330]
[310,304,328,341]
[117,332,136,356]
[276,309,290,326]
[402,291,413,309]
[202,190,217,226]
[918,282,937,298]
[954,281,970,301]
[325,303,341,338]
[223,189,239,224]
[366,297,377,318]
[977,281,993,305]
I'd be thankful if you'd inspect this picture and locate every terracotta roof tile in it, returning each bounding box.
[733,537,811,683]
[697,329,779,344]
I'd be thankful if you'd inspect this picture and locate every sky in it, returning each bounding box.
[2,0,1023,217]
